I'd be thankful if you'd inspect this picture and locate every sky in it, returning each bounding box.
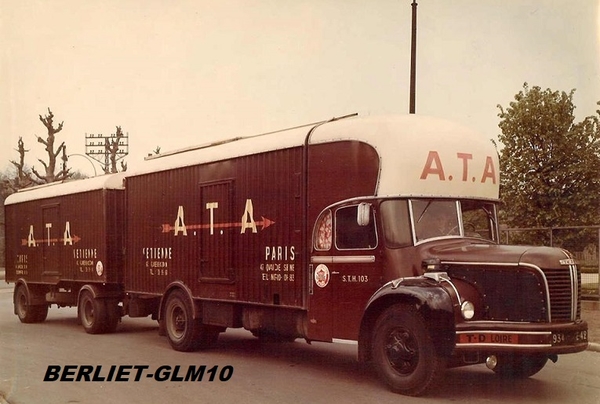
[1,0,599,177]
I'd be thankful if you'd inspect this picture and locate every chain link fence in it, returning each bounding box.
[500,225,600,299]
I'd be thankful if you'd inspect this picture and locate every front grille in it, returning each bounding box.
[543,267,581,322]
[448,266,546,322]
[448,264,581,323]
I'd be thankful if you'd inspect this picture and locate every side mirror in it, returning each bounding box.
[357,203,371,227]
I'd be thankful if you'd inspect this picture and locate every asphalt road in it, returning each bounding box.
[1,276,599,404]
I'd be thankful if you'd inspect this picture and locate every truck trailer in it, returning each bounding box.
[4,114,588,396]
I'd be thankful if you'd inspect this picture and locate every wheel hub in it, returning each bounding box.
[385,328,418,374]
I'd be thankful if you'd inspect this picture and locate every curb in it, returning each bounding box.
[587,342,600,352]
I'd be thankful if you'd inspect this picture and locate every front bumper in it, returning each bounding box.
[454,320,588,355]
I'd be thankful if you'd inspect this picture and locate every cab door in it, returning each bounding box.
[307,203,381,341]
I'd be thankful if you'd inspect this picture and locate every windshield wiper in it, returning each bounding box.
[416,200,433,224]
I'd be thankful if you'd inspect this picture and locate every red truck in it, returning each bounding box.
[4,114,588,396]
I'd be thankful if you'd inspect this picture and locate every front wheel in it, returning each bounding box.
[492,354,548,378]
[371,304,446,396]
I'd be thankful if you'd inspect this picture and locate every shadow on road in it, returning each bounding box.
[1,298,584,402]
[196,330,570,400]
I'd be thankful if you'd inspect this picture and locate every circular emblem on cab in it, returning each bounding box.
[314,264,330,288]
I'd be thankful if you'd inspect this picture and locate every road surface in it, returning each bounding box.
[0,279,599,404]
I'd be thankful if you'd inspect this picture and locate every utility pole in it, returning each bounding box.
[85,129,129,174]
[409,0,418,114]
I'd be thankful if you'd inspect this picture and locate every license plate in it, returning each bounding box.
[458,333,519,344]
[552,330,588,345]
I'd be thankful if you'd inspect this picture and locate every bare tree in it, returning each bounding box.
[6,137,34,191]
[104,126,127,174]
[31,108,72,184]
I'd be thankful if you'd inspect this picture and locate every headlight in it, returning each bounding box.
[461,300,475,320]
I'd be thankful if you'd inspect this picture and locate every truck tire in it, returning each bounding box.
[78,290,108,334]
[492,354,548,378]
[164,290,202,352]
[14,284,48,324]
[371,304,446,396]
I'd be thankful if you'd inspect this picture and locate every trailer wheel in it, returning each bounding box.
[491,354,548,378]
[14,284,48,324]
[371,304,446,396]
[164,290,202,352]
[78,290,108,334]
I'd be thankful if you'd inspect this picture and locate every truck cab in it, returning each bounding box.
[303,116,587,396]
[308,193,586,395]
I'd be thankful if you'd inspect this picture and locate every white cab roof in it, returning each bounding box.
[127,114,499,200]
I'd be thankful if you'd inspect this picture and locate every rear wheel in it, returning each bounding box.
[492,354,548,378]
[78,290,108,334]
[164,290,221,351]
[371,304,446,396]
[164,290,202,352]
[14,284,48,324]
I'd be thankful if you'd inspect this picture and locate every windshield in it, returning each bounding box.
[412,200,460,241]
[380,199,498,247]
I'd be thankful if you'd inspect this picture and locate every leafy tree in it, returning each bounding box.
[497,83,600,246]
[1,167,16,201]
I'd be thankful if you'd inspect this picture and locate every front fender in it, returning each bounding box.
[366,276,456,313]
[358,276,456,362]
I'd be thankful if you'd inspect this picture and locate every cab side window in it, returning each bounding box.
[335,205,377,250]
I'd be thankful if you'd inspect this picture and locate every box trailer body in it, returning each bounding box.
[5,174,126,286]
[123,130,379,336]
[4,174,125,327]
[4,114,588,396]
